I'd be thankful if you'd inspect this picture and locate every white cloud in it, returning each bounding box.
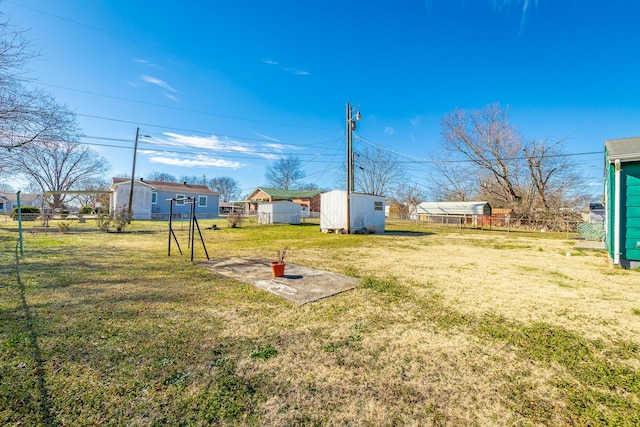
[150,132,290,161]
[133,58,159,68]
[162,132,254,153]
[410,116,422,127]
[253,132,281,143]
[284,67,309,76]
[164,93,179,102]
[384,127,395,135]
[149,153,243,169]
[141,75,177,92]
[263,59,279,65]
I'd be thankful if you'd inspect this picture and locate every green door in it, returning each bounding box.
[623,163,640,261]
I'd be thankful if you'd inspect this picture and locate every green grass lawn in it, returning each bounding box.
[1,218,639,425]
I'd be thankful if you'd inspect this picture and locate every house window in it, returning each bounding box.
[198,196,207,207]
[151,192,157,204]
[176,194,185,205]
[374,201,383,211]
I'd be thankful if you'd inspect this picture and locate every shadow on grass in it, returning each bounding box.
[12,243,57,426]
[383,230,434,237]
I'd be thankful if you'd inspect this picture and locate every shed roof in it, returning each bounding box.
[416,201,492,215]
[605,137,640,162]
[248,187,323,200]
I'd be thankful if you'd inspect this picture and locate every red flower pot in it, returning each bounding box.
[270,262,286,277]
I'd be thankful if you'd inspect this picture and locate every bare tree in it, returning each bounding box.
[440,103,524,206]
[0,18,75,158]
[523,139,590,212]
[14,139,110,208]
[389,183,425,219]
[146,171,177,182]
[296,182,320,191]
[427,151,478,201]
[264,156,305,190]
[209,176,241,202]
[0,181,14,192]
[353,145,405,196]
[74,177,111,207]
[438,103,591,219]
[179,174,207,185]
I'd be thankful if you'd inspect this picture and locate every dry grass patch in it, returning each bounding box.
[1,220,639,425]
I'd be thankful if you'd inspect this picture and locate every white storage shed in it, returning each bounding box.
[320,190,385,234]
[257,201,301,224]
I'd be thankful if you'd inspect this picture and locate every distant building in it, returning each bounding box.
[581,203,605,224]
[110,178,220,219]
[245,187,322,216]
[416,201,492,227]
[0,192,43,213]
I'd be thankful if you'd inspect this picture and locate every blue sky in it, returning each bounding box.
[3,0,640,198]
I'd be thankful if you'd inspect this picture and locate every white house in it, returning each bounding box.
[110,178,219,220]
[320,190,385,234]
[0,193,44,214]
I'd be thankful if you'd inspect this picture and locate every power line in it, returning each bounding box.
[35,82,337,131]
[354,135,602,164]
[78,113,343,148]
[47,136,345,164]
[5,0,159,48]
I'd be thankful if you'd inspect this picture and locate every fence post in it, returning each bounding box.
[17,191,23,256]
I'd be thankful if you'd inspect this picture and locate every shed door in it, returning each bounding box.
[623,164,640,261]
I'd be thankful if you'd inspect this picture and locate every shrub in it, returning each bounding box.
[227,212,244,228]
[12,206,40,220]
[95,208,130,233]
[112,208,130,232]
[79,206,94,215]
[58,222,71,233]
[95,212,111,232]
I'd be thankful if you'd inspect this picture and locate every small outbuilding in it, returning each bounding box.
[416,201,492,227]
[604,137,640,268]
[257,201,301,225]
[320,190,385,234]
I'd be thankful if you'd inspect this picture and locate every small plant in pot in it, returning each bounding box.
[271,248,287,277]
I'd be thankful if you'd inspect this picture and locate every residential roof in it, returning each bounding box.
[605,137,640,162]
[111,178,219,195]
[0,192,41,204]
[416,201,492,215]
[249,187,323,200]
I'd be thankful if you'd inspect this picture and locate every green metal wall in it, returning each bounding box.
[623,163,640,261]
[607,159,640,263]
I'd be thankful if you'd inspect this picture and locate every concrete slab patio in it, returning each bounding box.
[197,257,360,305]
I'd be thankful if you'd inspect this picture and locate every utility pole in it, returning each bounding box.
[127,127,140,224]
[345,103,361,234]
[346,103,351,234]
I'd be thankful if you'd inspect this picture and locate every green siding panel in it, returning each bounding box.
[624,249,640,261]
[625,207,640,217]
[626,186,640,197]
[627,197,640,207]
[625,237,640,247]
[626,228,640,239]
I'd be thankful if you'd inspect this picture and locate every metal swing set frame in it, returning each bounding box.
[167,196,210,262]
